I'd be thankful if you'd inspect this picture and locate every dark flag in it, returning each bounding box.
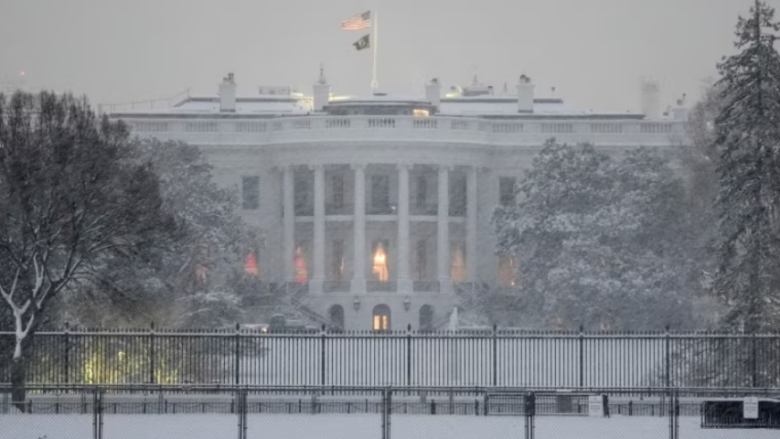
[353,34,370,51]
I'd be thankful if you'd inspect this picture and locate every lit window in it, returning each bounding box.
[372,242,389,281]
[499,255,516,287]
[295,246,308,283]
[413,109,430,117]
[450,242,466,283]
[373,314,389,331]
[332,240,345,281]
[244,251,259,275]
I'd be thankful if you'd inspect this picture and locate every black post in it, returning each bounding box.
[234,323,241,385]
[492,324,498,386]
[751,332,758,387]
[149,322,156,384]
[63,322,70,384]
[578,325,585,388]
[406,324,412,387]
[664,325,671,388]
[320,325,326,386]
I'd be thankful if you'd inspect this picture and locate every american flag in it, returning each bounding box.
[341,11,371,31]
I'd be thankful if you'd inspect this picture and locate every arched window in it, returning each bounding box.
[329,305,345,331]
[372,304,391,331]
[419,305,434,332]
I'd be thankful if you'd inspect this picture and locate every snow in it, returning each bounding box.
[2,414,778,439]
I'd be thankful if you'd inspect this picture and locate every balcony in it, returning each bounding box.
[123,116,688,149]
[367,281,397,293]
[326,203,354,216]
[323,281,351,293]
[413,281,440,293]
[294,205,314,217]
[411,203,438,216]
[367,204,396,215]
[448,204,466,217]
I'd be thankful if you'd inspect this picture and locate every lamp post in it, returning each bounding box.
[403,295,412,312]
[353,296,361,312]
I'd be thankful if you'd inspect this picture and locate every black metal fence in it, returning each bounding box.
[2,385,780,439]
[1,327,779,388]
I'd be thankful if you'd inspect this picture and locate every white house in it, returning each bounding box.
[110,71,689,331]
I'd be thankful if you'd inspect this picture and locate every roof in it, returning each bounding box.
[109,92,646,120]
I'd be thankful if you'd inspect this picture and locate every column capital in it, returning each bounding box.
[350,163,367,171]
[437,164,455,172]
[396,163,413,171]
[308,164,325,171]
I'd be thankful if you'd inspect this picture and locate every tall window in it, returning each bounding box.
[450,242,466,283]
[295,245,309,283]
[242,176,260,210]
[499,177,517,207]
[332,239,345,281]
[415,240,427,280]
[371,175,390,210]
[294,172,313,216]
[416,175,428,209]
[498,255,516,287]
[372,240,389,281]
[244,250,259,275]
[450,175,467,216]
[332,174,345,209]
[372,304,391,331]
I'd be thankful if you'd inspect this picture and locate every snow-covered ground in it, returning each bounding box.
[1,414,778,439]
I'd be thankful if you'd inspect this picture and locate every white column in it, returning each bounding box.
[283,166,295,282]
[467,166,478,282]
[397,164,412,292]
[437,165,451,293]
[311,164,325,294]
[351,164,367,293]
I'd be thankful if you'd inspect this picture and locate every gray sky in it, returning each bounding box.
[0,0,755,112]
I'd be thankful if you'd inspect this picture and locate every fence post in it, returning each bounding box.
[751,332,758,388]
[578,325,584,388]
[237,389,248,439]
[149,322,156,384]
[406,324,412,387]
[664,325,671,388]
[492,324,498,386]
[524,392,535,439]
[235,323,241,385]
[668,389,679,439]
[92,388,103,439]
[64,322,71,384]
[320,325,327,386]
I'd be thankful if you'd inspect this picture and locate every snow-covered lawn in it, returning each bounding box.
[1,414,778,439]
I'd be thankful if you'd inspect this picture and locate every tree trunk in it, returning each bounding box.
[11,355,26,413]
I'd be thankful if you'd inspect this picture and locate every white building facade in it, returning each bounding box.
[111,72,688,332]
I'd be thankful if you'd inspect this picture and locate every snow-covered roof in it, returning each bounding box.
[109,92,645,120]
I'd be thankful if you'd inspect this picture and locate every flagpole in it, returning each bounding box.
[371,9,379,91]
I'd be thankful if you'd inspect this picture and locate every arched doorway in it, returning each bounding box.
[329,305,345,331]
[419,305,434,332]
[372,304,391,331]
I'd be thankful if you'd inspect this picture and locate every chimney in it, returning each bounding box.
[219,73,237,112]
[313,64,331,112]
[425,78,441,109]
[640,79,661,119]
[517,74,534,113]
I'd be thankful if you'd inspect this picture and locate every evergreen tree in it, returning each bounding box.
[714,0,780,333]
[492,140,692,330]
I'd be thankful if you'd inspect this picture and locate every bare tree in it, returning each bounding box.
[0,91,175,407]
